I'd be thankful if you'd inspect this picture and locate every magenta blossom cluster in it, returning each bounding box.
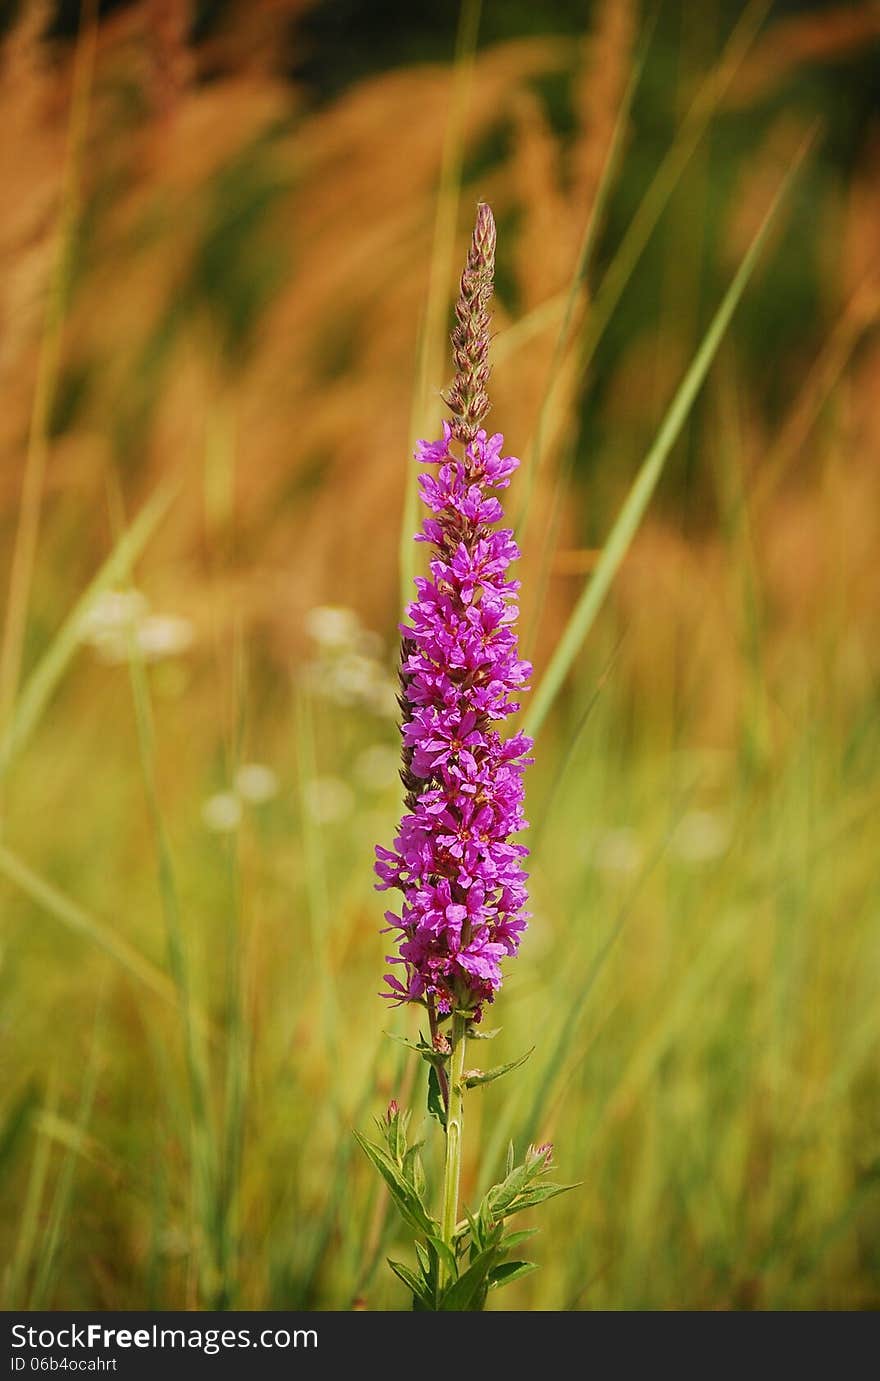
[375,421,533,1018]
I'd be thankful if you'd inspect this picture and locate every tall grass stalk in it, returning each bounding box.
[496,0,768,393]
[514,22,648,543]
[477,808,680,1196]
[0,482,177,783]
[215,632,248,1308]
[569,0,771,394]
[124,606,219,1306]
[522,134,813,741]
[751,276,880,513]
[0,842,181,1007]
[4,1076,59,1308]
[0,2,98,741]
[29,988,104,1308]
[294,692,341,1073]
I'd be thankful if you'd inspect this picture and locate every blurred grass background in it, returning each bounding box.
[1,0,879,1310]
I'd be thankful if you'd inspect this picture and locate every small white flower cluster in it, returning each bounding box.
[79,589,194,665]
[301,605,397,717]
[202,763,280,833]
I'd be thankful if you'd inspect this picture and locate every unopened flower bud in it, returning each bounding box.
[527,1141,554,1167]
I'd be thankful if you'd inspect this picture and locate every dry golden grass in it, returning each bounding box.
[725,0,880,106]
[0,0,877,749]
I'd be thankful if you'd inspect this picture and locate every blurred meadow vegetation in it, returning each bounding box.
[1,0,879,1310]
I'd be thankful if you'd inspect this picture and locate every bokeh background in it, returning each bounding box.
[1,0,879,1310]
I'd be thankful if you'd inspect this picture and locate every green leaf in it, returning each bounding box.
[383,1030,426,1053]
[387,1258,433,1309]
[503,1182,579,1218]
[0,1080,39,1173]
[427,1234,458,1284]
[354,1131,435,1235]
[460,1206,484,1254]
[505,1140,515,1177]
[489,1260,538,1289]
[427,1064,447,1129]
[521,135,814,741]
[485,1162,531,1218]
[476,1213,504,1257]
[402,1143,427,1201]
[463,1047,534,1089]
[502,1226,539,1252]
[384,1029,449,1070]
[414,1239,434,1290]
[439,1243,501,1311]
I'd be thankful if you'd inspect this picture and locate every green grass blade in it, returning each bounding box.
[571,0,771,391]
[4,1075,59,1307]
[29,991,104,1307]
[0,8,98,734]
[0,481,177,779]
[294,691,341,1069]
[522,137,813,741]
[476,810,683,1197]
[216,632,248,1310]
[124,617,217,1305]
[0,842,178,1007]
[515,17,651,542]
[496,0,768,390]
[0,1081,40,1177]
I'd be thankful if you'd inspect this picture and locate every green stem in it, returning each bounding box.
[440,1011,467,1295]
[427,995,450,1111]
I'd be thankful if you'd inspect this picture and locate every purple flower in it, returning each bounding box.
[375,202,531,1022]
[375,422,532,1018]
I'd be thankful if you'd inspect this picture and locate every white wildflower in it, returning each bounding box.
[304,605,361,649]
[137,614,194,661]
[202,792,243,833]
[235,763,279,804]
[80,589,149,639]
[79,589,194,665]
[670,809,730,864]
[329,652,380,704]
[79,589,149,663]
